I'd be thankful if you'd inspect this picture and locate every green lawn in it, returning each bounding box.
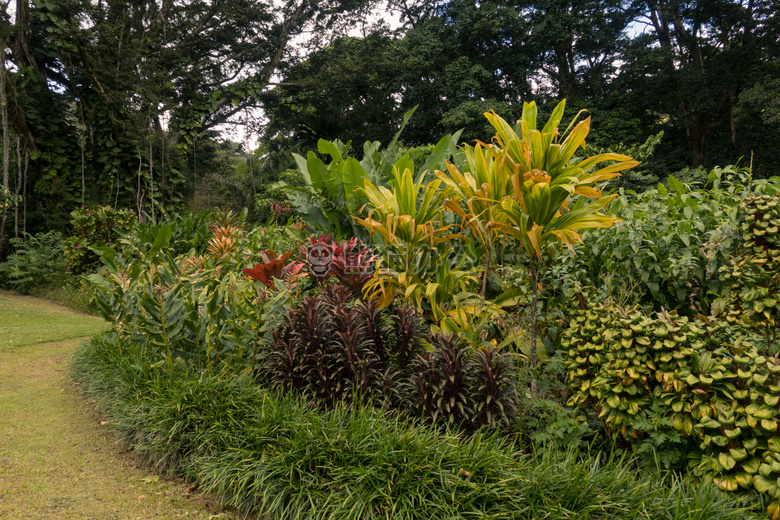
[0,291,107,350]
[0,291,236,519]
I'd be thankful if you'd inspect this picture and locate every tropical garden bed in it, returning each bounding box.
[3,101,780,518]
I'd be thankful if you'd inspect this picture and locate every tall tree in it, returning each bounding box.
[618,0,778,168]
[262,33,406,151]
[0,41,9,255]
[0,0,370,232]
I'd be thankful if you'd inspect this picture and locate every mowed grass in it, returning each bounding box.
[0,291,236,519]
[0,290,107,350]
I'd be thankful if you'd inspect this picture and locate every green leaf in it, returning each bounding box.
[668,175,685,193]
[150,224,172,254]
[317,139,343,163]
[388,105,417,152]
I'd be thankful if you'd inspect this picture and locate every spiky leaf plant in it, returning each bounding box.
[467,346,519,429]
[440,101,638,384]
[406,332,473,427]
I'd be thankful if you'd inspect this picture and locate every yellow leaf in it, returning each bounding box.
[574,185,601,198]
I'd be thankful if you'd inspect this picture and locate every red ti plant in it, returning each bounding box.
[298,234,378,298]
[299,234,335,280]
[243,249,306,290]
[331,238,378,298]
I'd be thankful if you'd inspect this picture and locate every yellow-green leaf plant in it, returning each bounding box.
[357,165,469,315]
[436,142,514,296]
[485,100,639,385]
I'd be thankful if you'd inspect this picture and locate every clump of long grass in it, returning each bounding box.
[72,332,761,520]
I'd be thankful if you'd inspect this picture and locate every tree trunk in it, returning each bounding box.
[529,256,539,396]
[81,131,85,208]
[22,151,27,235]
[149,124,155,223]
[136,149,145,220]
[14,136,21,238]
[0,43,10,257]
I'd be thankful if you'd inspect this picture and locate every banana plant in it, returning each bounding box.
[485,100,639,383]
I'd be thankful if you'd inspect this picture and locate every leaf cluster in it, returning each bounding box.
[720,192,780,350]
[63,206,137,274]
[265,288,519,431]
[561,300,780,516]
[89,250,265,372]
[0,231,67,293]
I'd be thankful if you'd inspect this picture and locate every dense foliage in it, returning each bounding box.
[1,0,778,245]
[264,0,780,180]
[4,91,780,517]
[0,230,65,293]
[562,302,780,516]
[70,331,760,520]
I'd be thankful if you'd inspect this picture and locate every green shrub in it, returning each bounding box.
[721,192,780,351]
[0,231,67,293]
[280,126,463,240]
[122,211,213,258]
[515,356,600,452]
[89,254,264,372]
[72,332,760,520]
[561,301,780,516]
[553,167,754,315]
[64,206,136,274]
[61,276,100,313]
[253,175,299,224]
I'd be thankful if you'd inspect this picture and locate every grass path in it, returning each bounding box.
[0,291,236,520]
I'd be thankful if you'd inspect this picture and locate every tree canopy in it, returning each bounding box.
[264,0,780,180]
[0,0,370,230]
[0,0,778,243]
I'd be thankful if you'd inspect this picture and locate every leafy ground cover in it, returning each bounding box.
[0,292,235,519]
[71,331,760,520]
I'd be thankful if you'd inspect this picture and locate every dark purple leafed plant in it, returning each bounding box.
[467,347,519,429]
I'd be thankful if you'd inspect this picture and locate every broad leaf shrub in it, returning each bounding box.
[88,209,314,373]
[64,206,136,273]
[71,332,760,520]
[548,169,780,317]
[123,212,213,258]
[523,169,780,360]
[280,117,463,240]
[560,301,780,517]
[721,193,780,351]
